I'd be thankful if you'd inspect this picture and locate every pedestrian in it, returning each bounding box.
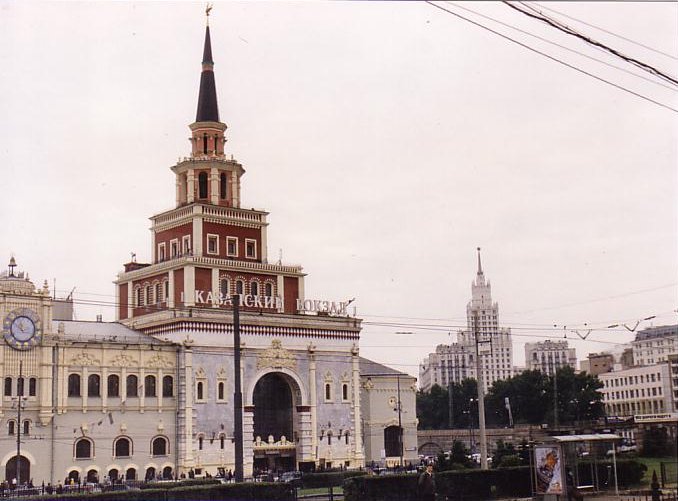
[418,463,436,501]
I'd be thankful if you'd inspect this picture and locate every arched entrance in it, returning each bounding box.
[5,455,30,485]
[252,372,299,473]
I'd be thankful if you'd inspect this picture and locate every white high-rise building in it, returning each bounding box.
[419,249,514,392]
[525,340,577,375]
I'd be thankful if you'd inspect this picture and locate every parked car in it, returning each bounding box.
[280,471,302,487]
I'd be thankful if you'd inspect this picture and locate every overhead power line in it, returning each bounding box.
[445,2,677,92]
[424,2,678,113]
[506,1,678,86]
[531,2,678,61]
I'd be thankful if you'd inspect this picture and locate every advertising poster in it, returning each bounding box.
[534,446,563,495]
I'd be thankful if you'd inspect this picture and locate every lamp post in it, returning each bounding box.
[13,360,27,486]
[396,374,403,468]
[232,295,243,482]
[472,310,489,470]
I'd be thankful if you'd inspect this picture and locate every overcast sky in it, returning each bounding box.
[1,1,676,378]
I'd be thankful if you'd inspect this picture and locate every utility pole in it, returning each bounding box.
[553,366,558,429]
[396,374,403,468]
[15,360,25,486]
[473,310,489,470]
[233,295,244,482]
[448,363,454,428]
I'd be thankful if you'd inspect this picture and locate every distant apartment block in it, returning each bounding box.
[598,363,674,416]
[632,325,678,366]
[524,340,577,376]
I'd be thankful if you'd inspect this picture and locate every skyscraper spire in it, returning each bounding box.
[476,247,483,276]
[195,8,219,123]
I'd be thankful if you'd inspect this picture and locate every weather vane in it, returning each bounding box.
[206,3,213,22]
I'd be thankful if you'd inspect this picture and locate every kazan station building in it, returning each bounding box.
[0,18,417,486]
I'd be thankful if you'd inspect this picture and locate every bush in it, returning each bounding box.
[302,470,366,488]
[20,482,294,501]
[577,458,647,488]
[343,473,418,501]
[343,467,532,501]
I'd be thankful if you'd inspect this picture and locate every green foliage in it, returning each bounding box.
[577,458,647,488]
[343,473,418,501]
[641,427,675,457]
[484,367,604,426]
[26,482,295,501]
[491,440,518,468]
[343,467,532,501]
[416,379,478,430]
[301,470,366,488]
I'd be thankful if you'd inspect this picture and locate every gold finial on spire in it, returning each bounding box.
[206,3,213,25]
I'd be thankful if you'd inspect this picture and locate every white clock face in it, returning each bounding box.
[3,308,41,350]
[10,316,36,342]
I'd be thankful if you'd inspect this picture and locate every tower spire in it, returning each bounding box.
[195,7,219,123]
[476,247,483,276]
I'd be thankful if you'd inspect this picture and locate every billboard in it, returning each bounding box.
[534,446,563,495]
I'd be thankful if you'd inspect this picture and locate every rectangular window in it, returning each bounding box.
[158,243,166,262]
[170,239,179,259]
[245,239,257,259]
[207,234,219,255]
[226,237,238,257]
[182,235,191,255]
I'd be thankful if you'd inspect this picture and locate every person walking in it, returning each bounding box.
[418,463,436,501]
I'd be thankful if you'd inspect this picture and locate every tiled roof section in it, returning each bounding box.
[52,320,172,346]
[196,25,219,122]
[359,357,410,377]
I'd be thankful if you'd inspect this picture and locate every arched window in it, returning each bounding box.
[75,438,93,459]
[17,377,24,396]
[156,282,163,303]
[8,420,15,436]
[162,466,173,480]
[145,375,156,397]
[108,375,120,397]
[68,470,80,483]
[325,383,332,401]
[135,287,143,307]
[145,284,153,306]
[114,437,132,458]
[28,378,37,397]
[327,431,333,446]
[218,382,225,401]
[126,375,138,397]
[108,469,119,482]
[236,280,244,295]
[250,281,258,296]
[22,420,29,435]
[198,436,204,450]
[145,467,156,482]
[384,425,402,457]
[220,173,227,199]
[342,383,349,401]
[88,374,101,397]
[202,133,208,155]
[198,172,208,198]
[87,469,99,483]
[164,281,169,301]
[68,374,81,397]
[152,436,168,456]
[197,381,204,401]
[220,435,225,449]
[220,278,230,298]
[265,283,273,297]
[345,431,350,445]
[4,377,11,397]
[162,376,173,397]
[126,468,137,481]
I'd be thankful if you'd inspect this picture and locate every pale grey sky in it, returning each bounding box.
[1,2,676,378]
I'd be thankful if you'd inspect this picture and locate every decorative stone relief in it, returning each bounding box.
[69,352,100,367]
[216,367,227,379]
[257,339,296,370]
[110,354,135,368]
[147,353,174,369]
